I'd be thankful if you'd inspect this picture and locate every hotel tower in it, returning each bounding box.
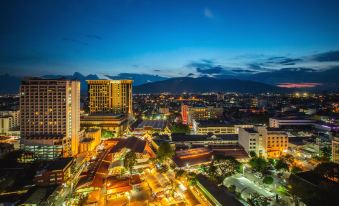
[20,78,80,159]
[87,80,133,116]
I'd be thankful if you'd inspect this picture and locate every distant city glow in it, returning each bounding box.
[277,83,322,88]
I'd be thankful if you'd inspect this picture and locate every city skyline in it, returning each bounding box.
[1,0,339,77]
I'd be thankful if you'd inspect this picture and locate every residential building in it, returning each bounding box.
[20,78,80,159]
[87,80,133,116]
[0,110,20,134]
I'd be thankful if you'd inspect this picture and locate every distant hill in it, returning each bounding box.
[134,77,285,93]
[0,72,99,94]
[42,72,99,93]
[1,67,338,94]
[105,73,168,86]
[243,67,339,90]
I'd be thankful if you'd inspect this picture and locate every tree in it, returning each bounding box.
[175,169,187,179]
[263,176,274,184]
[228,184,236,193]
[187,172,197,186]
[170,123,190,134]
[249,157,268,173]
[275,159,289,171]
[320,147,331,161]
[123,151,137,175]
[157,142,174,163]
[248,192,270,206]
[249,151,257,158]
[206,155,241,183]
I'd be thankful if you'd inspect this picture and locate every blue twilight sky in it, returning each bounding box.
[1,0,339,77]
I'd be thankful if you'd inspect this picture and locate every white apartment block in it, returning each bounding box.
[239,126,288,158]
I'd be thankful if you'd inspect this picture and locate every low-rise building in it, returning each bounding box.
[132,119,170,136]
[269,117,316,128]
[79,128,101,153]
[238,127,263,156]
[239,126,288,158]
[81,114,128,138]
[171,133,238,147]
[193,119,253,135]
[34,157,74,187]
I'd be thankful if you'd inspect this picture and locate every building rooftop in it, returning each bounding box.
[173,148,212,167]
[45,157,73,171]
[111,136,146,153]
[171,133,238,142]
[135,120,167,130]
[196,175,243,206]
[196,119,234,127]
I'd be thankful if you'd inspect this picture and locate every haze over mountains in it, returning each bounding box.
[0,67,338,94]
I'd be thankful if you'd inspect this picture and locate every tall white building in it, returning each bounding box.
[20,78,80,159]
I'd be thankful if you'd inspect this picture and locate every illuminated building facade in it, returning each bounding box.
[87,80,133,116]
[332,137,339,163]
[20,78,80,159]
[239,126,288,158]
[193,119,253,135]
[181,104,223,126]
[269,117,316,128]
[0,110,20,134]
[262,128,289,158]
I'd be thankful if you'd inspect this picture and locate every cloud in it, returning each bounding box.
[62,37,88,46]
[204,8,213,19]
[265,57,301,65]
[187,59,227,74]
[247,63,269,71]
[232,69,255,73]
[186,73,194,77]
[312,50,339,62]
[279,68,316,72]
[197,67,223,74]
[187,59,215,70]
[153,69,161,72]
[86,34,102,40]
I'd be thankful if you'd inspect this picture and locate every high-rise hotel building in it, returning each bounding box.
[20,78,80,159]
[87,80,133,116]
